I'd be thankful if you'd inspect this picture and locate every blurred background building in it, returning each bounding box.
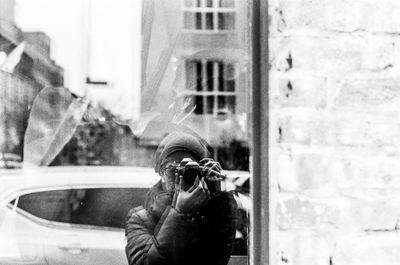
[0,0,64,167]
[139,0,250,169]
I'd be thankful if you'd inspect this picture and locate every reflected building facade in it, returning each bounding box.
[178,0,249,145]
[141,0,250,169]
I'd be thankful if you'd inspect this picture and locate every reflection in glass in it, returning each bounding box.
[206,95,214,114]
[183,0,236,32]
[206,12,214,30]
[195,12,202,29]
[219,0,235,8]
[206,61,214,91]
[226,95,236,114]
[186,60,237,115]
[217,95,226,110]
[218,12,235,30]
[184,0,194,7]
[15,188,148,229]
[196,60,203,92]
[195,95,204,114]
[184,12,195,29]
[0,0,251,264]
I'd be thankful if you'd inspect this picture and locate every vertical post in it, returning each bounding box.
[250,0,269,265]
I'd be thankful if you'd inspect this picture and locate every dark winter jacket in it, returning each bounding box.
[125,180,238,265]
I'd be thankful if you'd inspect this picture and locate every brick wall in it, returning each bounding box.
[269,0,400,264]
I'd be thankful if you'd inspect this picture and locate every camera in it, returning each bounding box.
[168,158,223,193]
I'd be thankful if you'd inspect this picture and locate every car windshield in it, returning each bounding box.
[0,0,252,264]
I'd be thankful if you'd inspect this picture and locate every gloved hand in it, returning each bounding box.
[173,175,210,214]
[199,158,223,195]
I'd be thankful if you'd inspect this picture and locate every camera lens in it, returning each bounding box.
[181,161,201,191]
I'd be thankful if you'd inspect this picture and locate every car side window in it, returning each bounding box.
[14,188,148,229]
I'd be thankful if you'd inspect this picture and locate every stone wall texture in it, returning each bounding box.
[269,0,400,264]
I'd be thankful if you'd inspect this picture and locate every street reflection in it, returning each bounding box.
[0,0,251,264]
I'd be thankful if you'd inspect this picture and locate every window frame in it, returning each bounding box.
[184,58,238,116]
[250,0,269,265]
[181,0,237,33]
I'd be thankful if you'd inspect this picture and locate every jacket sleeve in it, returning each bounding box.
[125,205,198,265]
[205,191,238,265]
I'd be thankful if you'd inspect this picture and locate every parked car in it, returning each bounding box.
[0,166,248,265]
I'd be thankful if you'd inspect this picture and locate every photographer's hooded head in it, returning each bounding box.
[154,131,212,193]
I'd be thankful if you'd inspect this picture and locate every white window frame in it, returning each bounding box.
[184,59,237,116]
[181,0,237,33]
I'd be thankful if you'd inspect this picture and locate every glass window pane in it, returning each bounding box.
[184,12,195,29]
[8,199,16,207]
[226,95,236,113]
[224,80,235,92]
[70,188,148,228]
[195,60,203,92]
[17,190,71,222]
[218,62,224,91]
[205,12,214,30]
[217,95,226,109]
[206,95,214,114]
[195,12,202,29]
[206,61,214,91]
[218,12,235,30]
[225,63,235,80]
[4,0,253,263]
[194,95,204,114]
[184,0,194,7]
[224,63,235,92]
[219,0,235,8]
[16,188,148,229]
[185,60,196,91]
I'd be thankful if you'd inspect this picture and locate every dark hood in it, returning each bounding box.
[153,131,212,174]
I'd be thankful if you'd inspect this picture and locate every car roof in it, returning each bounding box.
[0,166,161,200]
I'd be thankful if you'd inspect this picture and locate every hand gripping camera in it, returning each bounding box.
[169,158,223,193]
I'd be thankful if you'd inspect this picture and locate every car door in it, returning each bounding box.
[13,187,148,265]
[0,196,48,265]
[43,224,127,265]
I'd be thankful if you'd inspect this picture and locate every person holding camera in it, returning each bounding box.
[125,131,238,265]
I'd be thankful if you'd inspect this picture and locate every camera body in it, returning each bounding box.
[168,158,202,191]
[168,158,222,193]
